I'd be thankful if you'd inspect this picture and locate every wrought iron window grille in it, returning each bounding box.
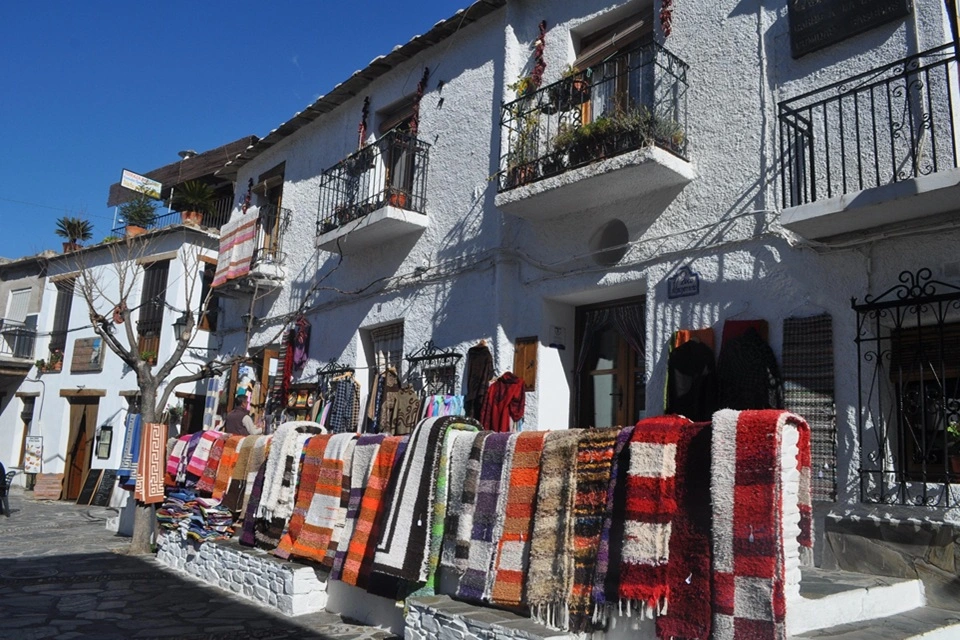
[405,340,463,397]
[853,268,960,508]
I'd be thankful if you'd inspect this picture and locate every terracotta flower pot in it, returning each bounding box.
[126,225,147,238]
[181,210,204,226]
[950,454,960,475]
[388,192,409,209]
[62,242,80,253]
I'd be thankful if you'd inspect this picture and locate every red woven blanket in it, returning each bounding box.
[195,435,227,495]
[212,436,244,500]
[711,410,812,640]
[274,434,329,559]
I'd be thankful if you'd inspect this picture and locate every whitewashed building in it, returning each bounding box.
[1,227,219,530]
[196,0,960,634]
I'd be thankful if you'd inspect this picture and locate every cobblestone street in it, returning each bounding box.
[0,488,397,640]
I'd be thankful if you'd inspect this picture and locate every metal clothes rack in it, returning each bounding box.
[404,340,463,397]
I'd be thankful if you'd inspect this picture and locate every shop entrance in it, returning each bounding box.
[574,297,646,428]
[64,398,98,500]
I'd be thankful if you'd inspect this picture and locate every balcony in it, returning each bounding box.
[212,204,290,295]
[494,40,694,220]
[779,44,960,241]
[315,131,430,253]
[112,194,234,236]
[0,319,36,364]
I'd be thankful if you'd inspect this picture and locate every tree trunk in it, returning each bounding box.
[128,381,158,555]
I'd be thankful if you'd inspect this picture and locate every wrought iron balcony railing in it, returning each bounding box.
[251,204,291,266]
[498,40,689,192]
[779,44,960,209]
[113,194,234,236]
[0,319,37,360]
[316,131,430,236]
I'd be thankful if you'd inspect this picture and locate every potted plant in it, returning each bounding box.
[947,421,960,474]
[166,403,184,428]
[119,191,157,237]
[171,180,216,226]
[139,350,157,366]
[55,216,94,252]
[34,358,46,373]
[48,349,63,372]
[388,189,409,209]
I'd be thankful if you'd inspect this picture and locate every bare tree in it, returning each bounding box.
[72,232,235,554]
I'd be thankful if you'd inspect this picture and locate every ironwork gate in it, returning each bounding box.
[854,269,960,507]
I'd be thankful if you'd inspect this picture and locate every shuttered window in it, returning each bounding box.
[5,288,31,323]
[137,260,170,362]
[371,323,404,372]
[49,279,76,354]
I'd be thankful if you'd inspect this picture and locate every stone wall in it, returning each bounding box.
[406,595,575,640]
[156,534,328,616]
[821,507,960,612]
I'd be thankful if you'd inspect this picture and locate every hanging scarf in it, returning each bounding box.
[456,432,512,601]
[569,428,619,633]
[490,430,548,607]
[339,435,405,587]
[711,410,812,640]
[292,316,311,370]
[527,430,581,630]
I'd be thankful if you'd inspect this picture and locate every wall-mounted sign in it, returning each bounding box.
[24,436,42,473]
[120,169,162,199]
[667,266,701,299]
[71,337,105,373]
[788,0,912,59]
[549,325,567,350]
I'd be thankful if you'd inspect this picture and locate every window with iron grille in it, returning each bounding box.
[370,323,404,372]
[49,278,75,354]
[137,260,170,362]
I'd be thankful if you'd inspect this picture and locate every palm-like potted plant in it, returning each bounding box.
[171,180,216,226]
[55,216,94,252]
[119,191,158,237]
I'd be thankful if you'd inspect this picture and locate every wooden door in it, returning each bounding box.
[65,400,98,500]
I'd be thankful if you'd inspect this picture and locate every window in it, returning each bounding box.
[575,12,654,125]
[137,260,170,363]
[198,262,219,332]
[5,288,30,323]
[574,298,646,428]
[371,323,404,372]
[49,278,75,354]
[254,163,285,262]
[378,102,417,209]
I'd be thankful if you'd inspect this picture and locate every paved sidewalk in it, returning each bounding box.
[0,488,397,639]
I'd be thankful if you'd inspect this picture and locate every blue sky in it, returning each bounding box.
[0,0,470,260]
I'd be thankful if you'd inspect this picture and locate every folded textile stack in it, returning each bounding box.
[157,489,198,535]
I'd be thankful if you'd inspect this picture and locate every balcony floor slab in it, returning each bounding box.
[781,167,960,241]
[494,146,695,221]
[316,205,428,253]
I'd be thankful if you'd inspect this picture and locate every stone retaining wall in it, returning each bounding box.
[156,533,327,616]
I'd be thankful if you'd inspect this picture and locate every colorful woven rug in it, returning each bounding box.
[657,420,713,640]
[274,434,330,559]
[239,446,270,547]
[482,431,520,601]
[711,410,812,640]
[289,433,356,567]
[590,425,634,624]
[456,432,512,602]
[527,429,581,630]
[195,434,227,495]
[340,435,404,587]
[447,431,491,572]
[440,427,477,569]
[185,431,220,478]
[372,417,477,583]
[619,416,682,617]
[222,435,258,512]
[569,428,618,632]
[240,436,271,518]
[212,436,244,501]
[490,430,548,608]
[331,434,385,580]
[135,422,168,504]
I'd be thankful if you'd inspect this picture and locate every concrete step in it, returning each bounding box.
[790,606,960,639]
[790,568,926,635]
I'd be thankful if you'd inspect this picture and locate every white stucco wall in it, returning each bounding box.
[212,0,956,511]
[0,229,218,480]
